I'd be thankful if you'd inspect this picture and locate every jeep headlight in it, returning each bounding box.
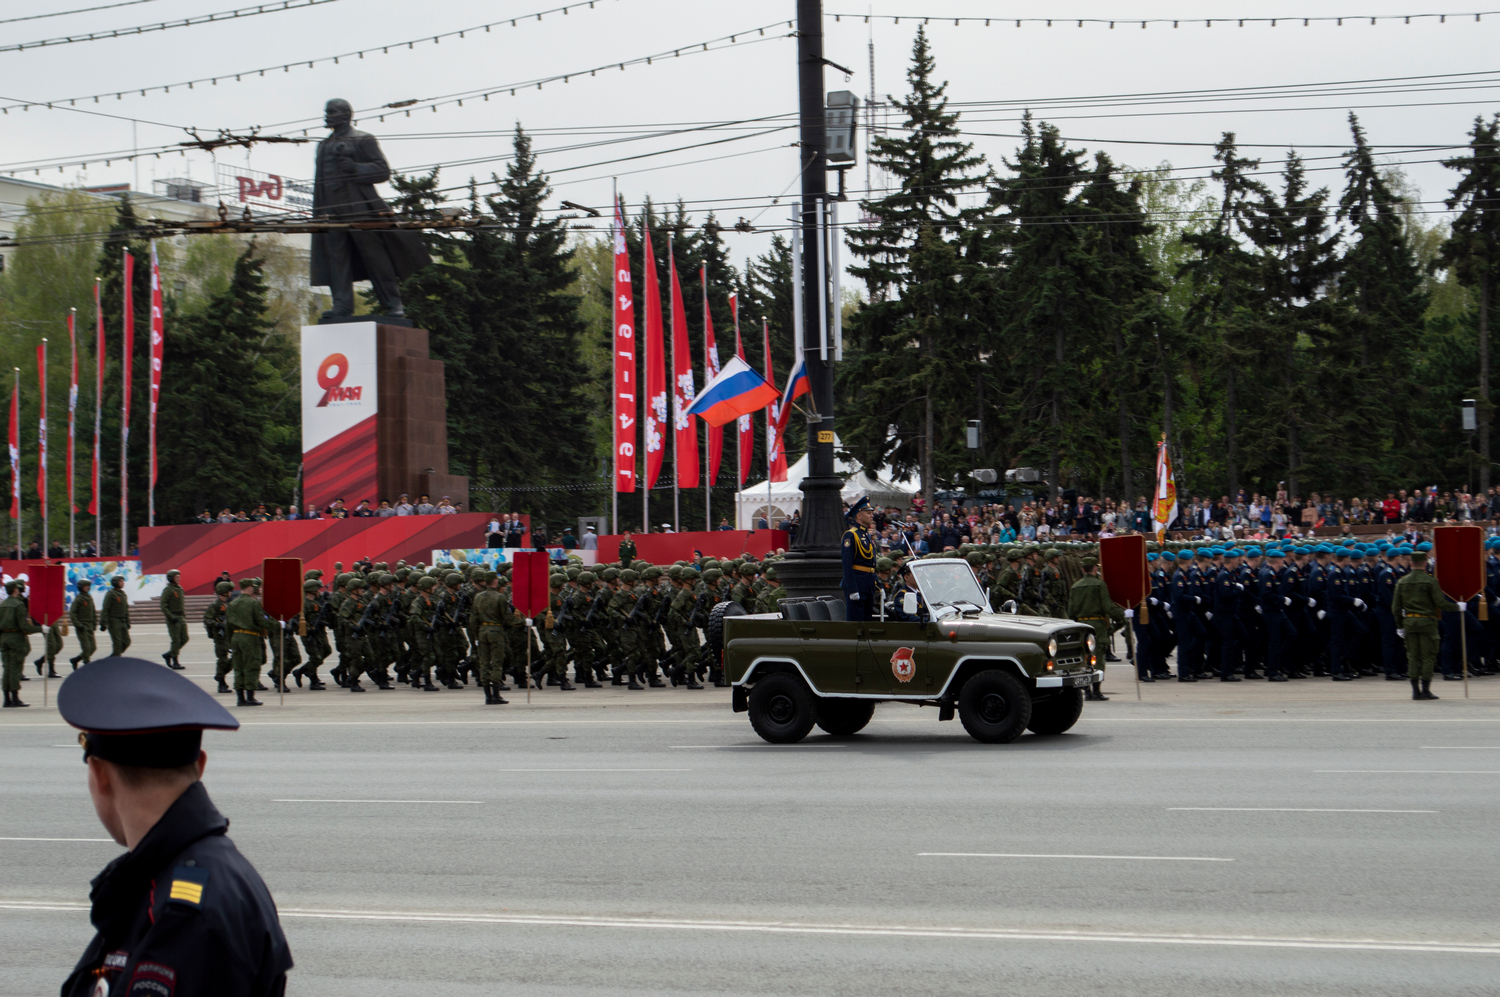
[1085,632,1097,653]
[1047,637,1058,658]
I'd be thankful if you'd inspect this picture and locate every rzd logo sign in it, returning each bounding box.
[316,353,363,407]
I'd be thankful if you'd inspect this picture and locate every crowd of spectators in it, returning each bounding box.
[193,493,463,524]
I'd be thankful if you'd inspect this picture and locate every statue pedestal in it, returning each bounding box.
[300,322,468,513]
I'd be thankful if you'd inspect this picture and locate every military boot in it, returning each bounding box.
[1411,678,1423,700]
[243,689,264,706]
[216,676,230,694]
[627,669,645,690]
[69,655,82,670]
[669,665,685,687]
[1421,679,1439,700]
[33,656,43,674]
[557,676,576,691]
[684,671,704,690]
[3,691,28,708]
[422,675,439,691]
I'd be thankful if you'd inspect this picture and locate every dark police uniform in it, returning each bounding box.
[840,497,877,622]
[57,657,293,996]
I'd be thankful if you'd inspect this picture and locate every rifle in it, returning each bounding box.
[584,590,607,625]
[654,588,673,626]
[688,590,711,629]
[627,592,651,627]
[309,594,332,634]
[454,590,472,631]
[555,593,575,630]
[354,597,381,638]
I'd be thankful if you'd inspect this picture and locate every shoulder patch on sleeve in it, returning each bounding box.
[166,866,207,907]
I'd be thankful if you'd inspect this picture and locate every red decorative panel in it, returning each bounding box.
[302,414,378,514]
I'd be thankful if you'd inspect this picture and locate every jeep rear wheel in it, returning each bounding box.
[1026,688,1084,735]
[957,670,1032,744]
[748,673,817,743]
[815,698,875,737]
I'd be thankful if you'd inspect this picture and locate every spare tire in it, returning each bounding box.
[706,600,747,665]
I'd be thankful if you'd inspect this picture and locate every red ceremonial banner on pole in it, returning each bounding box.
[36,342,46,513]
[642,227,666,491]
[701,265,722,487]
[731,294,751,487]
[89,280,102,520]
[121,250,133,554]
[149,244,163,503]
[612,199,637,493]
[1100,534,1149,609]
[1434,525,1484,603]
[511,550,550,617]
[68,311,77,515]
[8,373,19,520]
[764,318,787,482]
[669,244,698,489]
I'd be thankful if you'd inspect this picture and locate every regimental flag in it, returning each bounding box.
[8,378,18,520]
[642,226,666,490]
[612,198,637,493]
[149,244,163,491]
[685,356,780,428]
[668,243,698,489]
[1153,435,1178,541]
[701,265,722,486]
[36,343,46,513]
[764,318,787,483]
[68,310,77,514]
[731,294,751,486]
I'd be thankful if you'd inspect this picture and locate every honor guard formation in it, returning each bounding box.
[6,534,1499,708]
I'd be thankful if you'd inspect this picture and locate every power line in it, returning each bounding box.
[828,10,1499,29]
[1,0,344,54]
[0,0,618,116]
[0,0,166,25]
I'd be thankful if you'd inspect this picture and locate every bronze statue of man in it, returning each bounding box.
[310,98,430,322]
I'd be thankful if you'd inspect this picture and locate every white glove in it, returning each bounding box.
[1307,598,1317,608]
[1166,607,1174,619]
[1283,596,1292,606]
[1396,628,1405,638]
[1124,609,1134,619]
[1254,604,1263,614]
[1317,610,1327,621]
[849,592,860,601]
[1205,611,1214,621]
[1149,597,1159,606]
[1236,582,1245,591]
[1194,596,1202,605]
[1353,598,1366,610]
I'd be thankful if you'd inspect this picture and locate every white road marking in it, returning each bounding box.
[273,799,484,805]
[1420,746,1500,749]
[918,852,1233,862]
[670,744,846,749]
[1315,770,1500,774]
[1168,808,1437,814]
[0,836,114,842]
[7,902,1492,955]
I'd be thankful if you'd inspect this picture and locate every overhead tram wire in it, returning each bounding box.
[0,0,167,25]
[0,0,344,54]
[0,0,621,116]
[826,9,1500,29]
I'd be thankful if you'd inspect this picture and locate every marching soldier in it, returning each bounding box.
[205,581,232,693]
[407,576,442,691]
[754,566,787,615]
[337,578,373,691]
[102,575,131,656]
[1068,556,1123,702]
[161,568,189,670]
[223,579,267,707]
[470,570,510,705]
[68,578,97,670]
[35,614,63,679]
[538,574,574,689]
[1392,548,1457,701]
[0,580,41,707]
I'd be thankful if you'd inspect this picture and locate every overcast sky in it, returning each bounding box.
[2,0,1495,270]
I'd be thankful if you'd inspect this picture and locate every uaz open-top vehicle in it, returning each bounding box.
[709,558,1102,744]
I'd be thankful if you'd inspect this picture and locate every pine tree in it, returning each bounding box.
[1437,114,1500,492]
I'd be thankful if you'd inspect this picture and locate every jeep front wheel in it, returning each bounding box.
[815,698,875,737]
[957,670,1032,744]
[748,673,817,743]
[1026,688,1084,735]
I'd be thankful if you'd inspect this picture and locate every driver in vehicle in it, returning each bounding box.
[890,565,929,623]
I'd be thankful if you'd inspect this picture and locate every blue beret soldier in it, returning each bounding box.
[841,497,878,621]
[57,657,293,997]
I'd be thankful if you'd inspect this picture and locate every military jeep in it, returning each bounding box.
[711,558,1101,744]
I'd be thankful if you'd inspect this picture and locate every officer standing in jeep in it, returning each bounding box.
[841,497,878,621]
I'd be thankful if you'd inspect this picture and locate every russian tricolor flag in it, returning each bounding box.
[774,357,810,434]
[685,355,781,428]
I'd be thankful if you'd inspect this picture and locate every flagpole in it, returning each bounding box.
[669,237,679,534]
[68,309,75,558]
[40,338,47,561]
[14,367,21,562]
[765,318,772,532]
[702,265,710,532]
[93,279,101,559]
[611,179,619,538]
[733,299,742,528]
[641,210,649,538]
[121,250,130,559]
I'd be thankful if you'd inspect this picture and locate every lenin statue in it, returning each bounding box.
[310,99,431,322]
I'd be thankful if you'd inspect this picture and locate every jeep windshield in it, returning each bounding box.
[908,560,988,618]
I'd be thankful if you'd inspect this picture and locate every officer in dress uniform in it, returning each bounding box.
[841,497,878,621]
[57,657,292,996]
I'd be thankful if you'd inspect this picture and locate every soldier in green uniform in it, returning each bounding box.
[606,568,645,689]
[223,580,268,707]
[101,575,131,656]
[204,581,232,692]
[470,570,510,704]
[296,579,331,689]
[407,575,442,691]
[616,531,638,569]
[328,573,350,685]
[663,567,700,688]
[1043,550,1069,619]
[569,571,606,687]
[992,552,1022,612]
[754,565,788,615]
[1,580,42,707]
[161,568,188,670]
[730,563,758,614]
[68,578,97,670]
[337,578,373,691]
[1068,556,1123,702]
[1391,549,1457,701]
[538,574,574,689]
[35,615,64,678]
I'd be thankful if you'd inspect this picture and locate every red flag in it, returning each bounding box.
[701,265,722,487]
[612,198,637,493]
[89,280,102,518]
[8,377,19,520]
[121,250,133,526]
[149,243,163,492]
[68,311,77,514]
[669,243,698,488]
[765,318,788,482]
[642,226,666,490]
[36,342,46,513]
[731,294,751,486]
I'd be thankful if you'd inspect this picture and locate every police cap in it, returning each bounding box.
[59,657,238,768]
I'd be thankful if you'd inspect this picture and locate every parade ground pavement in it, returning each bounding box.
[4,624,1499,996]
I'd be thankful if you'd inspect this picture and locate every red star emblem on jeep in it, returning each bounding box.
[890,646,916,683]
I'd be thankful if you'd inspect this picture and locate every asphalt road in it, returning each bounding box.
[3,625,1500,995]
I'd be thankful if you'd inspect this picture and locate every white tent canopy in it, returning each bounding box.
[734,448,917,530]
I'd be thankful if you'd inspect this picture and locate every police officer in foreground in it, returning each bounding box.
[57,657,293,996]
[841,497,878,621]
